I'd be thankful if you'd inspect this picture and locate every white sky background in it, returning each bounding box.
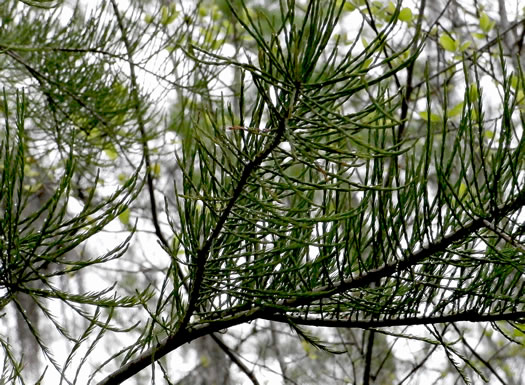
[3,0,524,384]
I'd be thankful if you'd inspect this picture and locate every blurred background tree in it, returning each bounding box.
[0,0,524,384]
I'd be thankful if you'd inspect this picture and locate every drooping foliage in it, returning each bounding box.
[0,0,524,384]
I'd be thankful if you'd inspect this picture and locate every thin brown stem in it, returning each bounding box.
[109,0,169,250]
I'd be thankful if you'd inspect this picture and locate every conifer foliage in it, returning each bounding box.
[0,0,524,384]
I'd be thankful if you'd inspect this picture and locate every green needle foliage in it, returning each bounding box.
[1,0,525,384]
[0,92,144,294]
[178,4,523,322]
